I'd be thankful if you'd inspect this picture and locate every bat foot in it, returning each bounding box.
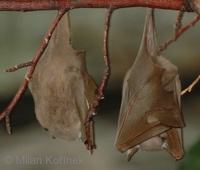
[84,139,96,154]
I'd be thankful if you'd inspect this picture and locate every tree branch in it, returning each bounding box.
[84,7,113,151]
[0,0,192,12]
[158,15,200,52]
[181,75,200,95]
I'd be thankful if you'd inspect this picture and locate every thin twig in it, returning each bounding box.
[158,15,200,52]
[84,7,114,151]
[5,61,33,72]
[174,8,184,39]
[181,75,200,95]
[0,8,68,134]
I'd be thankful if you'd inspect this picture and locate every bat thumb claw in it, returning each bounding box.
[127,147,139,161]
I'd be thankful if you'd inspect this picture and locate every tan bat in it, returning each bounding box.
[115,8,185,161]
[28,12,97,149]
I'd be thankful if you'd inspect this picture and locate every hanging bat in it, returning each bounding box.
[115,8,185,161]
[28,12,97,150]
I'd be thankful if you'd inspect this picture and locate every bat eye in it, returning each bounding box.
[187,0,200,15]
[160,136,166,142]
[44,128,48,131]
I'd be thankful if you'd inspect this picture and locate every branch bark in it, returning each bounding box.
[0,0,191,11]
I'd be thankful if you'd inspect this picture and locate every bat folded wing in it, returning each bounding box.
[115,8,185,160]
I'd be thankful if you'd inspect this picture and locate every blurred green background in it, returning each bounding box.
[0,8,200,170]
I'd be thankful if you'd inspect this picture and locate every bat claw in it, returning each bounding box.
[85,139,95,153]
[127,147,139,161]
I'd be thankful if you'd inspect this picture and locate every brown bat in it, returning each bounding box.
[115,8,185,161]
[28,12,97,150]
